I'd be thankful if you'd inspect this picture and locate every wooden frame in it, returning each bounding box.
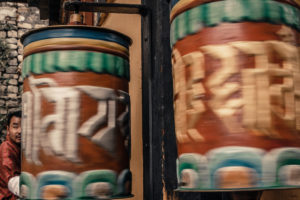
[18,0,300,199]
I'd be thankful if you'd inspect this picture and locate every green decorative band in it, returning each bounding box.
[170,0,300,46]
[176,147,300,190]
[22,50,130,80]
[21,169,132,199]
[170,0,300,11]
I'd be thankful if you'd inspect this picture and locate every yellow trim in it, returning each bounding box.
[23,37,129,56]
[23,44,129,58]
[170,0,196,21]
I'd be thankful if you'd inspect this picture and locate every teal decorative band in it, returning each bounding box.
[22,50,130,80]
[21,169,133,199]
[177,147,300,190]
[170,0,300,46]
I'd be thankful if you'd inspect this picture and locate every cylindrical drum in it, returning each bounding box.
[170,0,300,191]
[20,26,132,199]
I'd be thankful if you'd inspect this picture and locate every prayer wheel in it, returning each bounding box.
[170,0,300,191]
[20,26,132,199]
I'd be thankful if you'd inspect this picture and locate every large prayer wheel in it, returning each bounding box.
[20,26,132,199]
[170,0,300,191]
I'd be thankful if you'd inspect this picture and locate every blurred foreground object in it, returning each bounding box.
[170,0,300,191]
[20,25,132,199]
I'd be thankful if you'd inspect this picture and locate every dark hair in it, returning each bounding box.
[7,111,22,127]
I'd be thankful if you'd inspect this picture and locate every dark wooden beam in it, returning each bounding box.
[64,1,148,16]
[37,0,48,20]
[48,0,61,24]
[142,0,165,200]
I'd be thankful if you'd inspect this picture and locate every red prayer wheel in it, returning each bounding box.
[20,26,132,199]
[170,0,300,191]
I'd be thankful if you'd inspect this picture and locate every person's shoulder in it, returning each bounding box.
[0,140,12,153]
[0,140,9,148]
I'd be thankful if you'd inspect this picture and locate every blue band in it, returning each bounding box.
[22,26,132,49]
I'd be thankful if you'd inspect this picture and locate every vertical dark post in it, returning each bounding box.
[160,0,178,198]
[142,0,178,199]
[142,0,162,200]
[231,191,262,200]
[48,0,61,24]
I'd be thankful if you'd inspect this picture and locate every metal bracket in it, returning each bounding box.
[64,1,149,16]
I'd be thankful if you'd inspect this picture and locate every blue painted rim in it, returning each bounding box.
[170,0,179,9]
[21,25,132,49]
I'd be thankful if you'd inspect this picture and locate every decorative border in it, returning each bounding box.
[170,0,300,16]
[23,38,129,59]
[176,147,300,190]
[170,0,300,46]
[21,169,132,199]
[170,0,221,20]
[22,26,132,49]
[22,50,130,80]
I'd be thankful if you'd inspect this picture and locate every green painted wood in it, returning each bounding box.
[170,0,300,46]
[22,50,130,80]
